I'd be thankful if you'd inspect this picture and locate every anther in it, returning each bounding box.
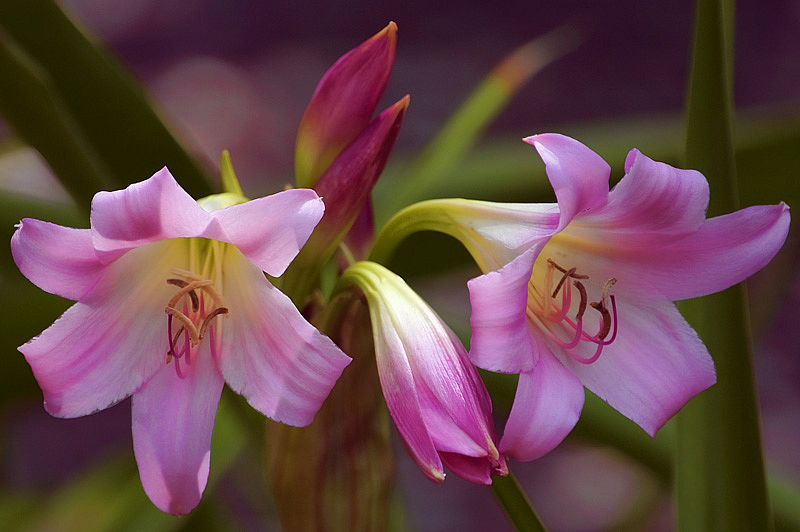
[165,306,200,346]
[552,267,577,298]
[574,281,588,320]
[602,278,617,300]
[590,301,612,340]
[547,258,589,279]
[198,307,229,341]
[169,269,228,310]
[167,278,199,311]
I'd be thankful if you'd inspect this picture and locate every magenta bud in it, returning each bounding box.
[295,22,398,188]
[305,95,409,262]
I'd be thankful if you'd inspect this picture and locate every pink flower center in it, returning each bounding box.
[527,259,618,364]
[164,268,228,378]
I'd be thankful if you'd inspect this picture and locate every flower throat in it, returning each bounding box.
[527,258,618,364]
[164,268,228,378]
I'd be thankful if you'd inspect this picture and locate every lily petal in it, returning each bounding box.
[217,249,351,426]
[132,340,224,515]
[401,313,494,458]
[11,219,105,300]
[439,452,492,484]
[212,189,324,277]
[468,247,546,373]
[91,168,215,260]
[554,202,791,302]
[499,352,584,461]
[370,297,445,482]
[557,299,716,436]
[602,149,709,235]
[524,133,610,229]
[19,240,183,417]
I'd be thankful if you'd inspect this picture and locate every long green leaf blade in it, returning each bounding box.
[674,0,773,530]
[0,33,110,209]
[0,0,213,197]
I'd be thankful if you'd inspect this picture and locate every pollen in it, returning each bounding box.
[163,269,229,378]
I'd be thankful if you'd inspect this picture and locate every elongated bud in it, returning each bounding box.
[339,261,507,484]
[282,96,409,304]
[295,22,397,188]
[266,295,394,531]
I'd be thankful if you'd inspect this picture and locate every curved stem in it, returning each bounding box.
[491,471,549,532]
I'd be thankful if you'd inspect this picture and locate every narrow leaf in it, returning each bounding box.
[0,0,213,196]
[674,0,773,530]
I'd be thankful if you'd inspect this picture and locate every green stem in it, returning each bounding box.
[491,472,549,532]
[674,0,773,530]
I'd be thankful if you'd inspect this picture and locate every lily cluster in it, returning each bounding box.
[10,22,791,517]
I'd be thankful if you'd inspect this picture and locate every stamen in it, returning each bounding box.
[165,306,200,346]
[529,259,620,365]
[574,281,588,321]
[167,280,212,310]
[552,267,576,298]
[590,301,612,340]
[547,259,589,279]
[164,268,229,376]
[171,268,227,309]
[198,307,229,340]
[602,278,617,300]
[174,353,185,379]
[167,278,200,311]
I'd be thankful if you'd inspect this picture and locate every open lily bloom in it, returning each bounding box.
[436,134,790,461]
[339,261,507,483]
[10,168,351,514]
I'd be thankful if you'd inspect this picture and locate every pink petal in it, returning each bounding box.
[499,352,584,461]
[524,133,610,230]
[439,452,492,484]
[556,298,716,436]
[19,240,182,417]
[11,219,106,300]
[132,340,224,515]
[295,22,397,187]
[212,188,324,277]
[217,250,351,426]
[571,149,711,245]
[370,300,445,481]
[90,168,216,260]
[468,248,546,373]
[555,203,790,302]
[403,317,495,459]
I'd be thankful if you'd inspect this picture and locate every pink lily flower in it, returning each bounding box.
[339,261,507,483]
[461,134,790,461]
[10,168,351,514]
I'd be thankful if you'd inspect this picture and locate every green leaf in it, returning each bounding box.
[0,0,213,197]
[0,34,111,209]
[674,0,773,530]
